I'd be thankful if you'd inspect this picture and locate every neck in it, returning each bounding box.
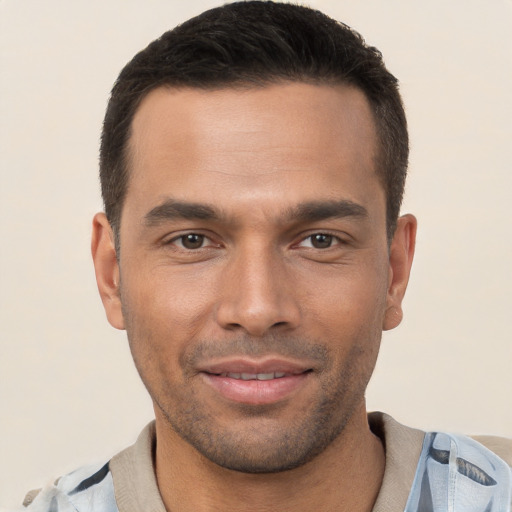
[154,402,385,512]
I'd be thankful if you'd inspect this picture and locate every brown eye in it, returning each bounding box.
[180,234,205,249]
[310,234,333,249]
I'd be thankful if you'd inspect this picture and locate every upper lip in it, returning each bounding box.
[199,357,312,375]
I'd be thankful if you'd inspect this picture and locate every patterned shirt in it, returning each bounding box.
[20,415,512,512]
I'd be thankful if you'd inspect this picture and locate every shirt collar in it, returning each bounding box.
[110,413,425,512]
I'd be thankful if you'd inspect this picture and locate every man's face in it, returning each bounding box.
[94,83,413,472]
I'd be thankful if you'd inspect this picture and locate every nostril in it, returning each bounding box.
[215,288,301,336]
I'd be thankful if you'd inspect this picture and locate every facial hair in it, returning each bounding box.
[128,331,380,474]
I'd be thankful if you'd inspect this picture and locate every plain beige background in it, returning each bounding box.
[1,0,511,507]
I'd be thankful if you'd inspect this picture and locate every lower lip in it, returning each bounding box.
[201,373,310,405]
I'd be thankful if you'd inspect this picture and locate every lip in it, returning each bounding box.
[200,357,311,376]
[199,357,312,405]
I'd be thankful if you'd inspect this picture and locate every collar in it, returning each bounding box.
[109,412,425,512]
[368,412,425,511]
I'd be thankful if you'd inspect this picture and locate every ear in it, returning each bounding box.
[91,212,125,330]
[383,214,417,331]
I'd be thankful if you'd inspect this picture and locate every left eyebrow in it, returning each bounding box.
[286,200,369,223]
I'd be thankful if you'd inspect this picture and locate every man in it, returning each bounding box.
[19,1,511,511]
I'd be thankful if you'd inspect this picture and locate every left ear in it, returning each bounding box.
[383,214,417,331]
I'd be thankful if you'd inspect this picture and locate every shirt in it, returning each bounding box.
[22,412,512,511]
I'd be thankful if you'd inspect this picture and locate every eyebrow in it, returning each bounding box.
[144,198,368,227]
[144,200,220,226]
[286,200,368,223]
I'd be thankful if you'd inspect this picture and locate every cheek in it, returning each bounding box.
[299,258,389,331]
[121,262,216,337]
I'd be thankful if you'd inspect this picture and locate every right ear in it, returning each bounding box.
[91,212,125,330]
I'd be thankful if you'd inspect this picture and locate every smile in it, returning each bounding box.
[218,372,288,380]
[200,363,313,405]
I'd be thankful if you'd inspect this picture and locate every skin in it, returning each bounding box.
[92,82,416,511]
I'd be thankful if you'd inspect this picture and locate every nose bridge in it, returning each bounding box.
[215,238,300,336]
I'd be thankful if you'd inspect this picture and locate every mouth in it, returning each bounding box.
[199,358,313,405]
[216,371,289,380]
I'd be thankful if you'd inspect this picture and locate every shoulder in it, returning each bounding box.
[21,461,117,512]
[19,422,158,512]
[405,430,512,511]
[369,412,512,511]
[472,435,512,468]
[370,411,512,468]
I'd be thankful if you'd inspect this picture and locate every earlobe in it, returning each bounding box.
[383,214,417,331]
[91,212,125,330]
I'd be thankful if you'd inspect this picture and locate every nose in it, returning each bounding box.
[215,244,301,337]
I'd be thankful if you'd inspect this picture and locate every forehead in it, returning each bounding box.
[125,82,383,221]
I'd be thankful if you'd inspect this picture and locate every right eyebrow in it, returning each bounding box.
[144,199,220,227]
